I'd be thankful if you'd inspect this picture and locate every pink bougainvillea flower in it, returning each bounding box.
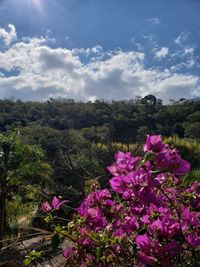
[173,158,190,176]
[162,240,179,255]
[63,246,74,259]
[139,252,157,266]
[150,218,163,234]
[52,196,68,210]
[109,176,128,194]
[154,150,170,169]
[151,173,167,187]
[122,190,132,200]
[107,165,118,176]
[144,134,165,153]
[136,234,150,251]
[131,167,151,187]
[107,151,140,176]
[154,147,190,176]
[41,196,68,212]
[186,233,200,247]
[41,201,52,213]
[86,207,107,231]
[99,188,111,199]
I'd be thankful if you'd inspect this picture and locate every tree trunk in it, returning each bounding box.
[0,175,7,249]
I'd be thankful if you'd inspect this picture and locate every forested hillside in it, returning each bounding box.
[0,95,200,142]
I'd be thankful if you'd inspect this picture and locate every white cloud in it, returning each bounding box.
[0,24,17,47]
[174,32,189,46]
[155,47,169,59]
[0,27,199,103]
[147,17,160,25]
[184,47,194,55]
[130,37,143,51]
[168,44,196,71]
[72,45,103,57]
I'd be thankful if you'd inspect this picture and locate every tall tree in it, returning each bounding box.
[0,134,51,246]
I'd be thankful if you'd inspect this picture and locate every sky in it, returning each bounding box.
[0,0,200,102]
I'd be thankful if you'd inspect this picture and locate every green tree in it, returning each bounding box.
[185,122,200,139]
[0,133,51,245]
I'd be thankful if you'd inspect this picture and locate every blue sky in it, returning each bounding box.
[0,0,200,102]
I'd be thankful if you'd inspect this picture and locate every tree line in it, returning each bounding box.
[0,95,200,143]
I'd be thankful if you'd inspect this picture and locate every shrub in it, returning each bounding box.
[41,135,200,267]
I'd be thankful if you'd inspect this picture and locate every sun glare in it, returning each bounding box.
[32,0,43,10]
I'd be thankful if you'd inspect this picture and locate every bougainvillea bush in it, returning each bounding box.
[42,135,200,267]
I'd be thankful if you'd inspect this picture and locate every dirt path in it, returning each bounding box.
[0,234,71,267]
[17,209,37,226]
[1,209,70,266]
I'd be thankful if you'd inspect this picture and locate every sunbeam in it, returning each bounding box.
[32,0,43,10]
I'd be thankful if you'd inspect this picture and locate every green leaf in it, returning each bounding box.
[51,234,60,250]
[95,247,101,261]
[55,224,63,233]
[142,151,156,163]
[44,214,53,223]
[24,257,32,266]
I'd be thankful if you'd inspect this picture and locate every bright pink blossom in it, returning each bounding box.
[144,134,165,153]
[86,208,107,231]
[41,201,52,213]
[187,233,200,247]
[52,196,68,210]
[41,196,68,212]
[154,148,190,176]
[63,246,73,259]
[107,151,140,176]
[136,234,150,251]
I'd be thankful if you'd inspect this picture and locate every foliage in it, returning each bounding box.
[7,195,36,223]
[24,250,44,266]
[0,97,200,142]
[0,133,52,242]
[165,136,200,168]
[40,135,200,266]
[183,169,200,186]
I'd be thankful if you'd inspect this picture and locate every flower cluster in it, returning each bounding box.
[41,196,68,212]
[42,135,200,266]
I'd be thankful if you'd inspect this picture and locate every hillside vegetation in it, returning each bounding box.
[0,96,200,143]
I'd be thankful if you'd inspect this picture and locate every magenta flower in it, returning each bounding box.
[144,134,165,153]
[107,165,118,176]
[52,196,68,210]
[154,148,190,176]
[131,167,151,187]
[139,252,157,265]
[151,173,167,187]
[154,150,170,169]
[186,233,200,247]
[136,234,150,251]
[41,201,52,213]
[41,196,68,213]
[122,190,132,200]
[63,246,74,259]
[86,207,107,231]
[107,151,140,176]
[99,188,111,199]
[150,218,163,234]
[109,176,128,194]
[173,158,190,176]
[140,215,150,224]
